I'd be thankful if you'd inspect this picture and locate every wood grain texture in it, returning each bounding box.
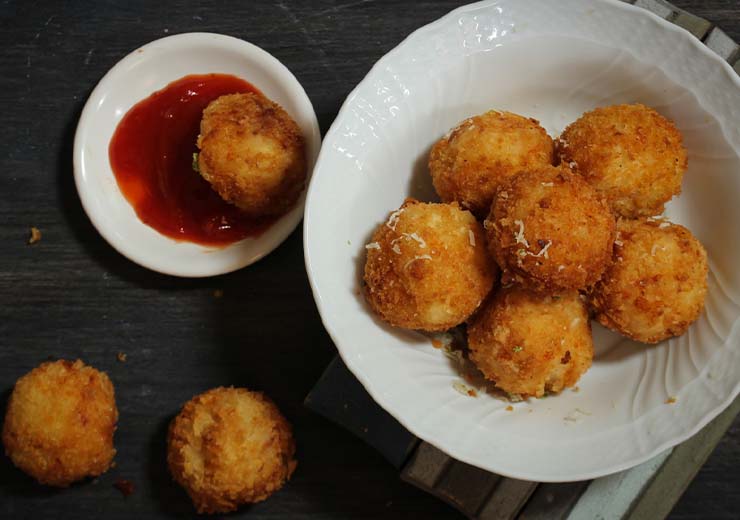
[0,1,737,519]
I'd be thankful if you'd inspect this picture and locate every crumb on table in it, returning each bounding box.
[28,227,42,244]
[666,396,677,404]
[116,352,127,363]
[113,478,135,497]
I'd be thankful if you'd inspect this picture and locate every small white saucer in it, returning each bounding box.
[73,33,321,277]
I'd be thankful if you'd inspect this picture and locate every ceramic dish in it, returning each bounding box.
[305,0,740,481]
[74,33,321,277]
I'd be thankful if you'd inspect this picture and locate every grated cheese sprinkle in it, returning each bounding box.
[513,220,530,248]
[365,242,381,250]
[404,254,432,269]
[468,230,476,247]
[402,232,426,248]
[386,208,405,231]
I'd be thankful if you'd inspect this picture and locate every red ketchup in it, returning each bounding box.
[109,73,277,246]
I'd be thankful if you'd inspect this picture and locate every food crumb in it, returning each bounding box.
[452,380,476,397]
[213,289,224,298]
[572,386,580,393]
[113,478,135,497]
[505,405,514,411]
[431,339,443,349]
[28,227,42,244]
[666,396,677,404]
[116,352,127,363]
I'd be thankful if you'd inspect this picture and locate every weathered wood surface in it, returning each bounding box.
[0,1,738,519]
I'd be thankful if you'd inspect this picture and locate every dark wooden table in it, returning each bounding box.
[0,1,737,518]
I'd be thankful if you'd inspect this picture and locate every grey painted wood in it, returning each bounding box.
[705,26,740,60]
[627,395,740,520]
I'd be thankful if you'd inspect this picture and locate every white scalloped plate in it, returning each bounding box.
[304,0,740,481]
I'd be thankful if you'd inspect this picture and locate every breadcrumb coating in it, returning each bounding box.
[429,111,554,218]
[468,287,593,398]
[363,199,496,331]
[2,360,117,487]
[558,104,687,218]
[589,218,708,343]
[197,92,306,217]
[485,166,615,292]
[167,387,296,514]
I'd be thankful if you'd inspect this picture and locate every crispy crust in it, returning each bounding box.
[429,111,554,218]
[197,92,306,217]
[468,287,593,398]
[485,165,616,292]
[588,218,708,344]
[167,387,296,514]
[363,199,497,331]
[558,104,687,218]
[2,360,117,487]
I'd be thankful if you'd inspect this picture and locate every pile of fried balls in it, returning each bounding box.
[363,104,708,398]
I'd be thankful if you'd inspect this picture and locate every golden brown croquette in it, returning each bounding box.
[363,199,497,331]
[468,287,593,398]
[484,165,615,292]
[2,360,117,487]
[589,218,707,343]
[558,104,687,218]
[197,92,306,217]
[429,111,554,218]
[167,387,296,514]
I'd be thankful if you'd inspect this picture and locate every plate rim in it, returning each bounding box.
[74,32,321,278]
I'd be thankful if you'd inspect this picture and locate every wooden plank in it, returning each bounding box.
[704,26,740,61]
[305,356,419,469]
[435,461,501,518]
[478,479,538,520]
[566,450,672,520]
[625,395,740,520]
[672,12,712,40]
[401,441,453,492]
[634,0,674,19]
[517,482,590,520]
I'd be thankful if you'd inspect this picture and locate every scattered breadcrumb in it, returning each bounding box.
[28,227,42,245]
[213,289,224,298]
[572,386,580,393]
[116,352,127,363]
[666,396,677,404]
[452,380,477,397]
[505,405,514,412]
[431,339,443,349]
[113,478,135,497]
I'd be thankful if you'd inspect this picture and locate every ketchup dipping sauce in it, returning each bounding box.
[109,74,277,246]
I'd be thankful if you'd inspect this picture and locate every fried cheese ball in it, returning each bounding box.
[468,287,593,398]
[429,111,554,218]
[589,218,708,344]
[558,104,688,218]
[167,387,296,514]
[485,166,615,292]
[197,92,306,217]
[2,360,117,487]
[364,199,496,331]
